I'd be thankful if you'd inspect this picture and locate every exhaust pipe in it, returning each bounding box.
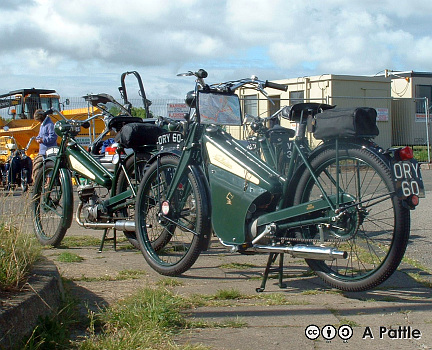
[253,244,347,260]
[75,204,135,231]
[76,217,136,231]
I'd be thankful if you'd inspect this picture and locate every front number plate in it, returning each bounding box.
[391,159,425,198]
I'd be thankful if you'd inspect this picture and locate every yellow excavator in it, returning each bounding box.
[0,88,103,163]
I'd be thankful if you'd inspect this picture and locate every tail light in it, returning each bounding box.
[397,146,413,161]
[105,146,117,155]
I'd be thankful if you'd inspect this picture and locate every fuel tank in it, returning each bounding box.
[66,142,113,188]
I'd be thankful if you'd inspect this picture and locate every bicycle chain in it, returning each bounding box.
[280,219,361,244]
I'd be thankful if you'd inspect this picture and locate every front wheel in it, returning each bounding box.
[135,155,208,276]
[32,161,73,246]
[292,146,410,291]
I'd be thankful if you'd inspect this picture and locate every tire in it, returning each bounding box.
[21,169,28,192]
[292,146,410,291]
[114,153,151,249]
[32,154,44,184]
[32,161,73,246]
[135,155,206,276]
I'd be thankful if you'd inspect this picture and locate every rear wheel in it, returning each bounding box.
[292,146,410,291]
[32,154,44,184]
[32,162,73,246]
[115,153,151,249]
[135,155,206,276]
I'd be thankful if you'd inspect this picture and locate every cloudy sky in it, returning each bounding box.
[1,0,431,101]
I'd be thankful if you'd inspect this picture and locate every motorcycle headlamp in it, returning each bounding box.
[185,90,196,108]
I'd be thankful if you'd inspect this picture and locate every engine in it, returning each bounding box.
[77,184,106,222]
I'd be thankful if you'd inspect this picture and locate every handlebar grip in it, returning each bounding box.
[43,108,54,117]
[81,121,90,129]
[265,81,288,91]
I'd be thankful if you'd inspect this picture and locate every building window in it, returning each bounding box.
[415,85,432,113]
[289,90,304,104]
[243,94,258,117]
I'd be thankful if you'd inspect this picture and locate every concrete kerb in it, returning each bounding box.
[0,257,64,350]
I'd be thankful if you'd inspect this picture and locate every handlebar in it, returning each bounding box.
[156,116,184,131]
[264,80,288,91]
[46,108,103,126]
[178,69,288,96]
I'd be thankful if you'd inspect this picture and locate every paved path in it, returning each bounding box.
[2,168,432,349]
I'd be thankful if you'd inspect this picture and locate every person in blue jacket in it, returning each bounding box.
[34,109,58,155]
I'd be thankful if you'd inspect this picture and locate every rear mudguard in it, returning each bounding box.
[283,138,394,208]
[310,139,393,167]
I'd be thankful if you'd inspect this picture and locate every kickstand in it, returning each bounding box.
[256,253,286,292]
[98,228,117,253]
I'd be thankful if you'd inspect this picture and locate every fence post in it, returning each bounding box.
[427,97,431,163]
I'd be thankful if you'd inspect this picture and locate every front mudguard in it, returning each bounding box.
[146,148,182,167]
[149,150,212,251]
[189,163,212,251]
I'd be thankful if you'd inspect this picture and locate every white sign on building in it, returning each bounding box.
[167,103,189,119]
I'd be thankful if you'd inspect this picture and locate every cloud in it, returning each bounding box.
[0,0,431,99]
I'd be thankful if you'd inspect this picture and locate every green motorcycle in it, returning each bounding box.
[31,95,174,250]
[135,69,424,292]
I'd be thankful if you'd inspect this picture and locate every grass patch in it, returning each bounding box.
[189,289,308,307]
[117,269,146,279]
[402,256,431,273]
[60,236,102,248]
[0,222,41,291]
[71,269,146,282]
[78,287,207,350]
[57,252,84,263]
[189,316,248,329]
[412,145,429,162]
[19,280,81,349]
[219,262,257,270]
[156,277,184,287]
[214,288,244,300]
[338,319,359,328]
[256,293,310,306]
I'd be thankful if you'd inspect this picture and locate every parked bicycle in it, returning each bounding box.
[135,69,424,292]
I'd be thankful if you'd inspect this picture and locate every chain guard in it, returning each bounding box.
[283,205,363,244]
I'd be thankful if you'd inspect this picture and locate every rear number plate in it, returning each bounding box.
[157,132,184,150]
[391,160,425,198]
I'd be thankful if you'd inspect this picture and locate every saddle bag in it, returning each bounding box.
[313,107,379,140]
[115,122,164,148]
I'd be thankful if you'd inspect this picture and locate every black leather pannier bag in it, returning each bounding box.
[115,122,164,148]
[313,107,379,140]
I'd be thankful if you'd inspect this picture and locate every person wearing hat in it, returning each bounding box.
[34,109,58,155]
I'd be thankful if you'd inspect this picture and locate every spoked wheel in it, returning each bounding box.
[32,154,44,184]
[293,146,410,291]
[32,162,73,247]
[135,155,208,276]
[115,153,151,249]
